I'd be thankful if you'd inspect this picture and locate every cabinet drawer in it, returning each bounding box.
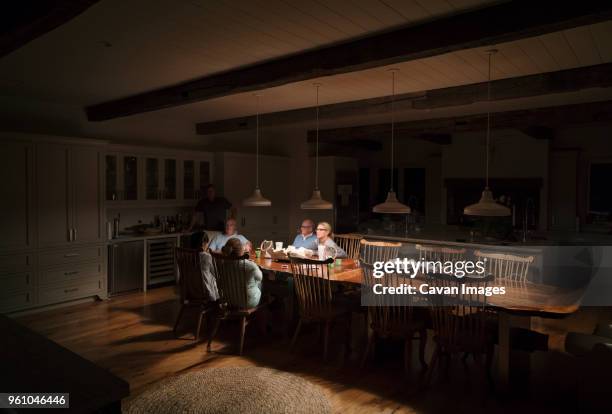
[39,246,104,267]
[0,272,33,292]
[0,253,34,273]
[38,278,103,305]
[39,262,102,285]
[0,290,34,313]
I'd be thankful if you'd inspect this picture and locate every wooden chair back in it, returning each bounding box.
[289,255,334,320]
[474,250,534,283]
[427,273,493,352]
[334,234,363,260]
[175,248,206,303]
[361,260,415,335]
[360,239,402,264]
[415,244,466,262]
[210,252,250,311]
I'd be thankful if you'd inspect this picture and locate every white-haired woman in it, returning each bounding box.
[315,221,347,259]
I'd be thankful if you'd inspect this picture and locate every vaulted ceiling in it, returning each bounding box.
[1,0,611,147]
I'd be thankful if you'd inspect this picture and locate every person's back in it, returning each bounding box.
[221,238,262,308]
[199,250,219,302]
[243,260,263,308]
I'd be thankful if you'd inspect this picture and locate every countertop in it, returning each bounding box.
[107,231,191,243]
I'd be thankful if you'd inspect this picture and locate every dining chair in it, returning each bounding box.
[360,239,402,264]
[334,234,363,260]
[288,255,352,360]
[425,273,496,387]
[474,250,534,283]
[174,248,215,340]
[208,252,266,355]
[415,244,466,262]
[360,260,427,374]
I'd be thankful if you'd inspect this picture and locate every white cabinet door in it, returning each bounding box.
[36,143,71,248]
[72,146,103,244]
[0,141,34,252]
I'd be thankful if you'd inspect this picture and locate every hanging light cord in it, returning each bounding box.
[390,70,396,192]
[255,94,260,190]
[485,51,493,189]
[315,84,320,191]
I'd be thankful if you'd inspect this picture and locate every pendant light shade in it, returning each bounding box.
[373,191,410,214]
[463,50,510,217]
[243,188,271,207]
[301,83,333,210]
[301,189,333,210]
[373,69,411,214]
[464,187,510,216]
[243,94,272,207]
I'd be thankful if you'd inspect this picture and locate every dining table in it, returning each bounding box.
[251,255,586,392]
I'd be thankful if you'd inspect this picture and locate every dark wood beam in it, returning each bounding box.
[87,2,612,121]
[0,0,99,58]
[307,100,612,143]
[196,63,612,135]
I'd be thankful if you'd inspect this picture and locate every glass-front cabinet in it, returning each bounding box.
[105,148,212,205]
[164,159,176,200]
[145,158,159,200]
[183,160,195,200]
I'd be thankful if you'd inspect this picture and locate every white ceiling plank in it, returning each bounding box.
[563,26,602,67]
[516,37,560,73]
[589,20,612,62]
[538,31,581,70]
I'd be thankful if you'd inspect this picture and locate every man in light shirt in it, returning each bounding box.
[291,219,318,251]
[208,218,251,253]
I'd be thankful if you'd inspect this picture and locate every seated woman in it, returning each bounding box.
[315,221,347,259]
[198,232,219,302]
[222,238,263,308]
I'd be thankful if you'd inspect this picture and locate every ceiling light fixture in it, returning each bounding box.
[243,94,272,207]
[301,83,333,210]
[463,49,511,217]
[373,69,411,214]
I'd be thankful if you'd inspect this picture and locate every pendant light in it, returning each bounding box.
[301,83,333,210]
[463,49,510,217]
[373,69,411,214]
[243,94,272,207]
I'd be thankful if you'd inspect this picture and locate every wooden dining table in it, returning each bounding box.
[251,256,586,391]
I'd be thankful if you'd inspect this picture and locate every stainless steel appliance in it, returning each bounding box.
[108,241,144,295]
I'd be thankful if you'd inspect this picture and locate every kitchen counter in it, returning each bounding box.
[107,231,190,243]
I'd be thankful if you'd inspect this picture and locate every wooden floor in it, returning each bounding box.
[15,286,611,413]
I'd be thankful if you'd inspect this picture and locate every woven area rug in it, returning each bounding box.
[123,366,332,414]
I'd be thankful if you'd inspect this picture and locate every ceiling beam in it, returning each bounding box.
[86,2,612,121]
[196,62,612,135]
[307,100,612,143]
[0,0,99,58]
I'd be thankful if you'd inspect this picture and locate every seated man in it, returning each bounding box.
[209,218,251,253]
[292,219,318,251]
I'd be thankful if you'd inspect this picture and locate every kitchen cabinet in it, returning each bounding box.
[72,146,103,244]
[1,133,107,314]
[108,241,143,295]
[0,140,34,252]
[36,143,103,247]
[36,143,71,248]
[145,157,159,200]
[106,145,213,206]
[123,156,138,200]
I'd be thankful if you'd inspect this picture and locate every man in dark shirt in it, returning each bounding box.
[187,184,235,232]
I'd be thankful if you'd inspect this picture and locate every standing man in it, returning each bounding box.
[187,184,236,232]
[291,219,318,251]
